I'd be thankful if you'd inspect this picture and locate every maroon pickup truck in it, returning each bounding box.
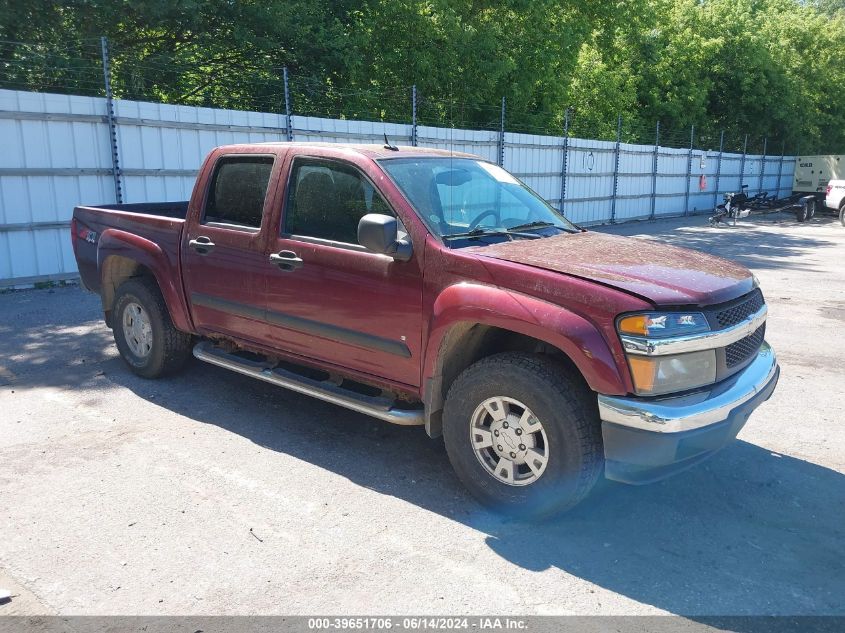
[71,142,779,516]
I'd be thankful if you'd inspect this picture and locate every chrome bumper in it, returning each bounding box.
[598,342,779,434]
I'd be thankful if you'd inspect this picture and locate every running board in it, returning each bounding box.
[192,341,424,426]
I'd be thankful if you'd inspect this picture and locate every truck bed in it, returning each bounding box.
[72,201,189,295]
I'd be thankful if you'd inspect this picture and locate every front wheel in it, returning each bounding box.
[112,278,192,378]
[840,203,845,227]
[443,353,603,517]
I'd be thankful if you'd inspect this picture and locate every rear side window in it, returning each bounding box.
[203,156,274,228]
[284,159,394,244]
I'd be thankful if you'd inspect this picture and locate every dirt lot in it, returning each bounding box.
[0,212,843,617]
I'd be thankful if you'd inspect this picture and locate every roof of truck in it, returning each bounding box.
[225,142,480,160]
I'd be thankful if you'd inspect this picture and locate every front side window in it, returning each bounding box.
[379,157,578,245]
[284,159,394,244]
[203,156,274,228]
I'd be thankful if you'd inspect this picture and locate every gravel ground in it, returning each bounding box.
[0,211,843,617]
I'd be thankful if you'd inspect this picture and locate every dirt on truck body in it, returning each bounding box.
[71,142,779,516]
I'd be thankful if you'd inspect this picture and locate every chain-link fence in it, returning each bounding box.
[0,36,804,152]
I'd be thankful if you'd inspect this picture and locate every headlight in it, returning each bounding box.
[627,350,717,395]
[618,312,710,338]
[618,312,715,395]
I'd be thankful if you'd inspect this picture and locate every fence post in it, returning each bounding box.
[759,137,767,194]
[100,36,122,204]
[650,121,660,220]
[739,133,748,188]
[610,114,622,224]
[411,85,418,147]
[712,130,724,210]
[498,96,506,167]
[283,66,293,142]
[776,141,785,198]
[558,108,570,213]
[684,125,694,215]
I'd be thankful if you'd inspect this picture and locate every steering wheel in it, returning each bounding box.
[468,209,499,231]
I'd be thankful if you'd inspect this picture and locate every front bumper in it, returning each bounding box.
[598,342,779,484]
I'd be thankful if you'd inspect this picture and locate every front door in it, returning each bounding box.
[182,154,277,345]
[264,157,424,387]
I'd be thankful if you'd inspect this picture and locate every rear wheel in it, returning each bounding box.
[840,202,845,227]
[443,352,603,517]
[113,278,192,378]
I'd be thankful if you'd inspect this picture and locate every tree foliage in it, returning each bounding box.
[0,0,842,151]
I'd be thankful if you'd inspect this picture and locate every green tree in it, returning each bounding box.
[1,0,843,151]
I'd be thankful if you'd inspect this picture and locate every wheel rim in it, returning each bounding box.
[470,396,549,486]
[122,302,153,358]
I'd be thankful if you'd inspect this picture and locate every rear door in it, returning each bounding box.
[264,156,424,387]
[181,152,280,343]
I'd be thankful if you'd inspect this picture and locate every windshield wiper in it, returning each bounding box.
[444,227,541,241]
[506,221,558,232]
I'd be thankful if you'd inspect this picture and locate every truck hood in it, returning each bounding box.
[467,231,754,306]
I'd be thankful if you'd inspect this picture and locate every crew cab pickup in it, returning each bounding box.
[71,143,779,515]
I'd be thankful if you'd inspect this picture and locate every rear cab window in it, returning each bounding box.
[203,156,275,231]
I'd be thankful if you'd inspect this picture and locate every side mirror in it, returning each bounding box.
[357,214,413,261]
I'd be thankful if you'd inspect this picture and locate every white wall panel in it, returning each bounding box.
[0,87,797,284]
[1,89,115,283]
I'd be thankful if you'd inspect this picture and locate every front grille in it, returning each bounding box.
[715,289,764,328]
[725,324,765,367]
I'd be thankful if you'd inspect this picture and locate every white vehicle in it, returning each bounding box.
[825,180,845,225]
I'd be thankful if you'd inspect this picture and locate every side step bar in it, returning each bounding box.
[193,341,424,426]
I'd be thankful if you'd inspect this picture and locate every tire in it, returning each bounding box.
[840,202,845,227]
[442,352,603,517]
[807,198,816,220]
[112,277,192,378]
[796,202,808,223]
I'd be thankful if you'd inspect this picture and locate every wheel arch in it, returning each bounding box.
[422,285,629,437]
[98,229,193,332]
[101,255,152,325]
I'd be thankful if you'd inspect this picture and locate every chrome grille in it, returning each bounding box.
[725,324,766,367]
[716,289,764,328]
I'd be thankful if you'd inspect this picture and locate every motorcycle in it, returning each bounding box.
[709,184,751,225]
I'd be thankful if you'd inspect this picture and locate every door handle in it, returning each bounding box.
[188,236,215,255]
[269,250,304,272]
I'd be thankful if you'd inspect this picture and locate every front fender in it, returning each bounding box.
[423,283,628,397]
[97,229,193,333]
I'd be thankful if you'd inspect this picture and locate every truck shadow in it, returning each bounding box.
[108,359,845,618]
[480,449,845,617]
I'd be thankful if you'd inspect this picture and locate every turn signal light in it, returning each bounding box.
[618,315,649,336]
[617,312,710,338]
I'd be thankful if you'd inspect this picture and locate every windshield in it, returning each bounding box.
[379,157,578,243]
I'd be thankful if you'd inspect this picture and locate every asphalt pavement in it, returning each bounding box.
[0,211,842,617]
